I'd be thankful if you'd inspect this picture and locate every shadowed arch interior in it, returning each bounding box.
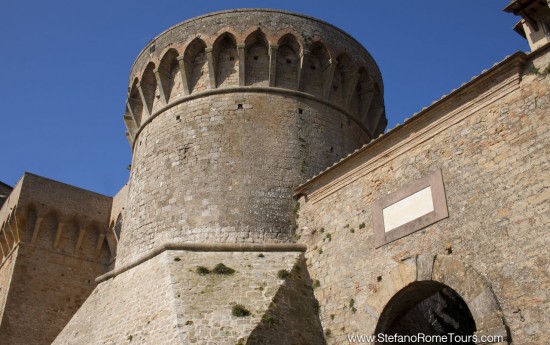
[80,223,99,259]
[23,205,37,242]
[141,62,157,114]
[57,218,79,254]
[184,38,208,93]
[245,29,269,86]
[375,281,476,345]
[331,54,354,106]
[351,67,374,122]
[128,78,144,126]
[275,34,300,89]
[213,32,238,88]
[367,83,387,136]
[303,41,330,96]
[158,49,180,101]
[36,212,58,248]
[114,214,123,240]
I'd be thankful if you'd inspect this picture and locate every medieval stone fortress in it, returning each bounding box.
[0,2,549,344]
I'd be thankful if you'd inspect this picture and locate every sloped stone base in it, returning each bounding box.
[54,249,325,345]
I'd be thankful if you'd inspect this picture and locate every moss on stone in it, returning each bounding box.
[232,304,251,317]
[213,263,235,275]
[196,266,210,275]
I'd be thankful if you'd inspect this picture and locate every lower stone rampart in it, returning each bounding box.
[54,248,324,345]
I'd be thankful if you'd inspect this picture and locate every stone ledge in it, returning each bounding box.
[96,242,307,283]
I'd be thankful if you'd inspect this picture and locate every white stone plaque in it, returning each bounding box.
[382,186,434,232]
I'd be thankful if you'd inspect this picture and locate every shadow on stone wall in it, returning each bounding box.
[245,256,326,345]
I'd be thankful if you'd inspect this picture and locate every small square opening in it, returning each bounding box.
[253,56,258,60]
[237,104,243,110]
[286,58,292,64]
[298,108,303,114]
[229,56,235,61]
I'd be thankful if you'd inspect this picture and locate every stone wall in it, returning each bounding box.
[0,244,107,344]
[295,47,550,344]
[0,173,113,343]
[120,91,369,266]
[54,248,324,345]
[0,246,17,326]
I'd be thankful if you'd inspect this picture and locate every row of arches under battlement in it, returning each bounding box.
[124,29,385,140]
[0,204,118,265]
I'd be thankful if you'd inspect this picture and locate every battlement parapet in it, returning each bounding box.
[123,9,386,146]
[0,173,115,265]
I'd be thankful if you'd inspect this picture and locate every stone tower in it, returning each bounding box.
[53,9,386,344]
[118,9,386,266]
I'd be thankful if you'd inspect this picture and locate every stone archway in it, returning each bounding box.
[375,281,476,344]
[364,255,509,344]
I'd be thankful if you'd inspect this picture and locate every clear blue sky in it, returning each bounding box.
[0,1,527,196]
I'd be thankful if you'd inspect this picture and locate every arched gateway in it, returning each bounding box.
[366,255,510,344]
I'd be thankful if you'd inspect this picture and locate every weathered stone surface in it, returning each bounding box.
[416,254,434,281]
[296,47,550,343]
[53,250,324,345]
[0,174,112,345]
[118,9,387,267]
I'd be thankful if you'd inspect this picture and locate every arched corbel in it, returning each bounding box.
[367,105,385,137]
[237,44,246,86]
[104,226,118,259]
[205,47,216,89]
[268,44,279,87]
[7,212,19,244]
[53,221,66,249]
[95,233,106,259]
[136,82,151,118]
[176,55,191,95]
[31,215,44,244]
[359,90,375,123]
[125,99,139,124]
[123,114,137,141]
[344,74,360,109]
[153,68,168,104]
[298,49,310,91]
[322,58,337,99]
[74,223,86,254]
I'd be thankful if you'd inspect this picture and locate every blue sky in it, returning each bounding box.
[0,1,527,196]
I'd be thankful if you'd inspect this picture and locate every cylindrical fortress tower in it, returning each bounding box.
[118,9,386,266]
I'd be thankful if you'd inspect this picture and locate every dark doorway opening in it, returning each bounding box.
[375,281,476,344]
